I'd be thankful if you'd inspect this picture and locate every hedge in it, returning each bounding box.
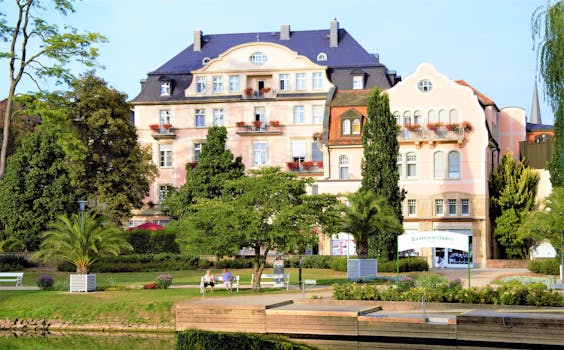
[58,253,198,272]
[177,329,317,350]
[528,258,560,275]
[125,230,180,254]
[0,254,35,271]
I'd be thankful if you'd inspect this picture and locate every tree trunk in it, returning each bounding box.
[0,87,16,179]
[76,265,88,274]
[356,239,369,259]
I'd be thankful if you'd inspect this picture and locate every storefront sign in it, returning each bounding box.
[398,231,469,252]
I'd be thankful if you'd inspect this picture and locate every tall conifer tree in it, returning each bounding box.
[360,87,405,259]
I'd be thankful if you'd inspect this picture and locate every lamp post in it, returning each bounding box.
[560,211,563,285]
[77,200,86,226]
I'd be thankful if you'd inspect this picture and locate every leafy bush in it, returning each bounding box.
[53,278,69,291]
[528,258,560,275]
[57,253,198,272]
[156,274,173,289]
[378,257,429,272]
[330,257,347,272]
[285,255,333,269]
[125,230,180,254]
[216,257,255,269]
[36,274,54,290]
[177,329,316,350]
[0,254,34,271]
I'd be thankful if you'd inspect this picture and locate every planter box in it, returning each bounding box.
[347,259,377,281]
[70,274,96,292]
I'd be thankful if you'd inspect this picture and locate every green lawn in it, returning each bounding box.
[1,268,347,327]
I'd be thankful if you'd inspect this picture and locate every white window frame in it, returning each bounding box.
[159,109,171,126]
[352,75,363,90]
[193,143,203,162]
[229,75,240,93]
[250,52,267,65]
[195,109,205,128]
[292,140,306,164]
[339,155,350,180]
[212,76,223,93]
[160,81,171,96]
[159,184,175,204]
[434,151,446,179]
[408,199,417,216]
[352,119,361,134]
[280,73,290,91]
[397,154,402,178]
[406,152,417,178]
[317,52,327,61]
[342,119,351,135]
[196,76,206,93]
[448,151,461,179]
[213,108,224,126]
[312,105,324,124]
[435,199,444,216]
[418,79,432,92]
[253,142,267,166]
[312,72,322,90]
[296,73,306,90]
[461,199,470,216]
[159,144,173,168]
[448,199,457,216]
[294,106,305,124]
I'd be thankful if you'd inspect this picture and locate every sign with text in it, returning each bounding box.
[398,231,469,252]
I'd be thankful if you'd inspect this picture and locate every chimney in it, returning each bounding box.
[194,30,202,52]
[280,24,290,40]
[329,19,339,48]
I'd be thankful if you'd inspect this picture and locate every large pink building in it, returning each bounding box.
[317,63,526,267]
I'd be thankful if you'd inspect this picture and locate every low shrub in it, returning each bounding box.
[216,257,255,269]
[0,254,33,271]
[156,274,173,289]
[528,258,560,275]
[177,329,316,350]
[330,257,347,272]
[57,253,198,272]
[36,275,54,290]
[378,257,429,272]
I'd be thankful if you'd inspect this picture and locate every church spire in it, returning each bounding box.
[530,80,542,124]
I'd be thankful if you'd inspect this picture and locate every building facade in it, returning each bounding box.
[317,63,527,268]
[131,20,399,225]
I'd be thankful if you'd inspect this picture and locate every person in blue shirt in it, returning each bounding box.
[222,268,234,292]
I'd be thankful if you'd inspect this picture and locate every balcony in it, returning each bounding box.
[150,124,176,140]
[287,161,324,174]
[235,121,284,136]
[241,87,277,100]
[398,123,470,148]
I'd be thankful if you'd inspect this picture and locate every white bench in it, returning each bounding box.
[200,275,239,295]
[252,273,290,290]
[0,272,23,287]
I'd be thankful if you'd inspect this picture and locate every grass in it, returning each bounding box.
[0,268,347,326]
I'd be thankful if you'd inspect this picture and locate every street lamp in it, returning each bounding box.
[77,200,86,225]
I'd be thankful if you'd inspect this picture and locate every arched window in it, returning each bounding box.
[397,153,403,178]
[317,52,327,61]
[428,110,437,123]
[448,151,460,178]
[201,57,211,65]
[414,110,423,125]
[434,151,446,179]
[449,109,459,124]
[393,112,401,125]
[342,119,351,135]
[439,109,448,124]
[352,119,361,134]
[406,152,417,178]
[339,155,350,180]
[403,111,412,126]
[418,79,432,92]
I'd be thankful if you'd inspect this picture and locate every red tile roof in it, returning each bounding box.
[455,80,496,107]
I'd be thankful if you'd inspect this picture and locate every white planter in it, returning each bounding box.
[69,274,96,292]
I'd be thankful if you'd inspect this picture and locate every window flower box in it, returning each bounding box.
[405,123,421,132]
[149,124,160,131]
[260,87,271,95]
[162,123,173,130]
[236,121,246,127]
[426,122,442,132]
[312,132,322,141]
[244,87,254,96]
[269,120,280,127]
[302,161,314,171]
[287,161,299,171]
[445,123,460,131]
[252,120,262,128]
[461,121,473,132]
[316,161,324,169]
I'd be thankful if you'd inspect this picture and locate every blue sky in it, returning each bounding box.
[1,0,555,124]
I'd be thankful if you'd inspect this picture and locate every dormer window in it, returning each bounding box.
[352,75,364,90]
[201,57,211,65]
[317,52,327,61]
[250,52,267,65]
[160,81,171,96]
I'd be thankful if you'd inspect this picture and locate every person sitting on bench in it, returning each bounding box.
[202,269,215,293]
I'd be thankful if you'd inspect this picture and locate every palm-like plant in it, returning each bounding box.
[34,212,131,273]
[342,190,403,258]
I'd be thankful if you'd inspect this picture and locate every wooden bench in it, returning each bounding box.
[200,275,239,295]
[252,273,290,290]
[0,272,23,287]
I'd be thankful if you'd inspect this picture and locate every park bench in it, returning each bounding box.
[200,275,239,295]
[0,272,23,287]
[252,273,290,290]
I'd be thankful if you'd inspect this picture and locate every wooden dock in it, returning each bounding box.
[176,296,564,349]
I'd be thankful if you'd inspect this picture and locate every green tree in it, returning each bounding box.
[67,73,157,223]
[0,124,74,250]
[518,187,564,260]
[34,212,131,273]
[0,0,106,179]
[360,87,405,259]
[489,154,540,258]
[533,1,564,187]
[342,191,402,259]
[165,126,244,218]
[176,167,340,290]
